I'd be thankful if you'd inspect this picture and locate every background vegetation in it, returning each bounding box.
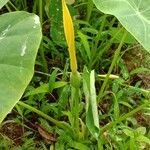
[0,0,150,149]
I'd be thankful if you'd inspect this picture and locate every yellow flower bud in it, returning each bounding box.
[62,0,77,73]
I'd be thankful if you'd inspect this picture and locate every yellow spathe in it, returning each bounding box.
[62,0,77,73]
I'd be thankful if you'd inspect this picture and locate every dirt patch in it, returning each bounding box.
[0,122,23,146]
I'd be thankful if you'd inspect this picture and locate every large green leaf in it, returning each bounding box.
[0,11,42,123]
[93,0,150,53]
[0,0,9,9]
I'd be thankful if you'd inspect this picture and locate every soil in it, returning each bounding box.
[0,122,23,146]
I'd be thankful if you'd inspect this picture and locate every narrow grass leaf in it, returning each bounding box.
[24,81,67,97]
[78,31,91,60]
[49,68,58,93]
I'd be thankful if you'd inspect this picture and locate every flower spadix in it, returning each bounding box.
[62,0,77,73]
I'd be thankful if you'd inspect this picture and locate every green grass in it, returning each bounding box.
[0,0,150,149]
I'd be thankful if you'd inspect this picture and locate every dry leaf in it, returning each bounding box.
[37,124,56,142]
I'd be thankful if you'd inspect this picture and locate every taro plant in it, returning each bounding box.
[61,0,150,147]
[60,0,150,148]
[61,0,150,148]
[62,0,100,140]
[62,0,81,138]
[0,1,42,123]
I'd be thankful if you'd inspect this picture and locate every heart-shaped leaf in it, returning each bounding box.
[93,0,150,53]
[0,0,9,9]
[0,11,42,123]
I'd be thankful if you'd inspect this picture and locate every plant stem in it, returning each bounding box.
[72,87,80,137]
[38,0,48,73]
[70,72,81,138]
[8,1,18,11]
[98,136,103,150]
[100,102,149,133]
[18,101,72,132]
[39,0,43,23]
[39,43,49,73]
[97,30,127,102]
[62,0,80,139]
[5,4,11,12]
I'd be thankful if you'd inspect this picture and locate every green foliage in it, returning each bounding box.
[0,0,150,149]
